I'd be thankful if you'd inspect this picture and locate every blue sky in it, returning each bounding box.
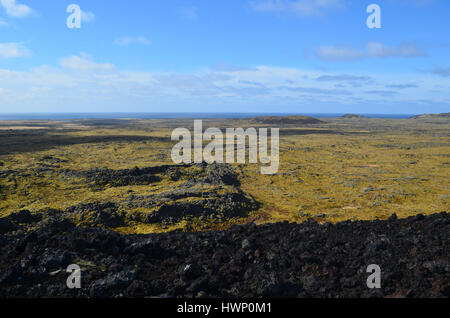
[0,0,449,114]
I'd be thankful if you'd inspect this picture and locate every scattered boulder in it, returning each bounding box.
[39,249,73,269]
[204,163,240,186]
[90,270,137,297]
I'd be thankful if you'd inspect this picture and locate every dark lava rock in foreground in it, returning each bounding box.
[0,212,448,298]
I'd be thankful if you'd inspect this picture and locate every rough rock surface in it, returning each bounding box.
[27,163,259,227]
[0,212,448,298]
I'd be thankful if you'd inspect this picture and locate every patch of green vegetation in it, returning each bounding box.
[0,117,448,233]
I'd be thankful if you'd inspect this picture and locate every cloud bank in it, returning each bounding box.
[315,42,427,61]
[251,0,343,17]
[0,0,31,18]
[0,53,447,114]
[0,42,30,58]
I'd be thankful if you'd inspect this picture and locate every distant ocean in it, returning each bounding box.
[0,113,416,121]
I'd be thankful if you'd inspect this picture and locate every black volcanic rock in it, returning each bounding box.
[204,163,240,186]
[0,218,17,235]
[8,210,40,224]
[0,212,448,298]
[57,163,259,227]
[81,166,162,188]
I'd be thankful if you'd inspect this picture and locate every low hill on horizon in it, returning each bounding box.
[252,115,324,125]
[342,114,366,119]
[411,113,450,119]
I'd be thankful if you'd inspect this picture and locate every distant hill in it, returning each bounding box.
[410,113,450,119]
[342,114,366,119]
[252,116,323,125]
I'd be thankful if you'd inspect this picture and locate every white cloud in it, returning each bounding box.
[316,74,373,82]
[315,42,426,61]
[59,54,115,72]
[364,90,398,97]
[213,63,258,72]
[0,0,31,18]
[0,42,30,58]
[0,56,447,113]
[251,0,343,16]
[315,45,365,61]
[366,42,426,58]
[114,36,151,46]
[81,10,95,23]
[385,84,418,89]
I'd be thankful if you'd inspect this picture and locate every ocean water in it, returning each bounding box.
[0,112,415,121]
